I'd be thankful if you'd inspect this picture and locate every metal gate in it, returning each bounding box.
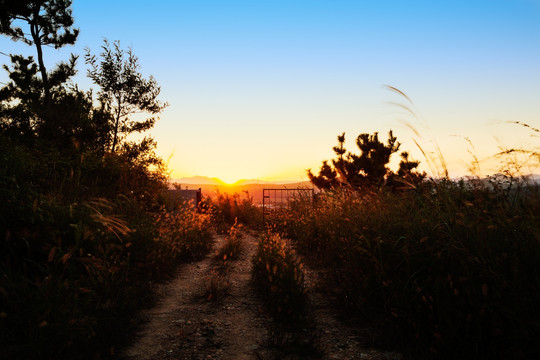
[262,188,314,222]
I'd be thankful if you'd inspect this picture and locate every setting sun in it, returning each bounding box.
[217,176,239,185]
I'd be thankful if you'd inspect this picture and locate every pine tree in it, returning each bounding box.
[0,0,79,104]
[308,130,424,190]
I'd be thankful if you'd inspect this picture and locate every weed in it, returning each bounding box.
[203,269,232,301]
[214,220,244,263]
[252,231,306,321]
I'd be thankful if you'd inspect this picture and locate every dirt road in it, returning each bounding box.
[122,232,401,360]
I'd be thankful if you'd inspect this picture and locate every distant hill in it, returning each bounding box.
[172,176,226,186]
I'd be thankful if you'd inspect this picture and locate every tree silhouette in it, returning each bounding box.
[308,130,423,190]
[0,0,79,104]
[0,51,87,141]
[85,40,168,152]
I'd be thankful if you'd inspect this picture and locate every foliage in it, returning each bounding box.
[0,53,91,141]
[0,134,215,359]
[308,131,425,190]
[0,0,79,102]
[85,39,168,152]
[204,190,262,232]
[252,231,306,320]
[154,204,214,263]
[275,179,540,359]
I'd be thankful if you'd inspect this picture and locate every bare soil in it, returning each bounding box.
[122,232,402,360]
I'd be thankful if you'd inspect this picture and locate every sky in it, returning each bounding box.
[1,0,539,183]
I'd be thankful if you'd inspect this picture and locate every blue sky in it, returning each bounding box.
[2,0,539,182]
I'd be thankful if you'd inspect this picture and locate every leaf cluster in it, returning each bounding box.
[0,0,78,48]
[85,39,168,152]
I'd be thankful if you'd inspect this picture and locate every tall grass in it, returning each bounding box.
[275,170,540,359]
[0,139,214,359]
[205,222,245,301]
[252,231,306,320]
[213,219,244,262]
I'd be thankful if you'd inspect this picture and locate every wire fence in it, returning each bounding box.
[262,188,314,222]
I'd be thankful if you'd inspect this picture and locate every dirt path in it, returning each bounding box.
[122,233,272,360]
[122,232,402,360]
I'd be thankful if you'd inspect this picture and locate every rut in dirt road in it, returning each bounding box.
[123,232,272,360]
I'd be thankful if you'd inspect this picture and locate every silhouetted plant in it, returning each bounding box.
[308,130,424,190]
[85,39,168,152]
[0,0,79,104]
[252,231,306,320]
[386,151,427,190]
[0,6,213,359]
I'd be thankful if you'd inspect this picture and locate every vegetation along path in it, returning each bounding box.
[123,232,402,359]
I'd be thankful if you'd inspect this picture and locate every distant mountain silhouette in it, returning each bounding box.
[173,176,226,185]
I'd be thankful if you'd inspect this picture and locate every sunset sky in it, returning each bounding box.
[1,0,539,183]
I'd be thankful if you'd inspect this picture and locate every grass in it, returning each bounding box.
[213,219,244,262]
[252,230,307,321]
[274,175,540,359]
[204,222,244,302]
[203,269,232,301]
[0,173,214,359]
[267,106,540,359]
